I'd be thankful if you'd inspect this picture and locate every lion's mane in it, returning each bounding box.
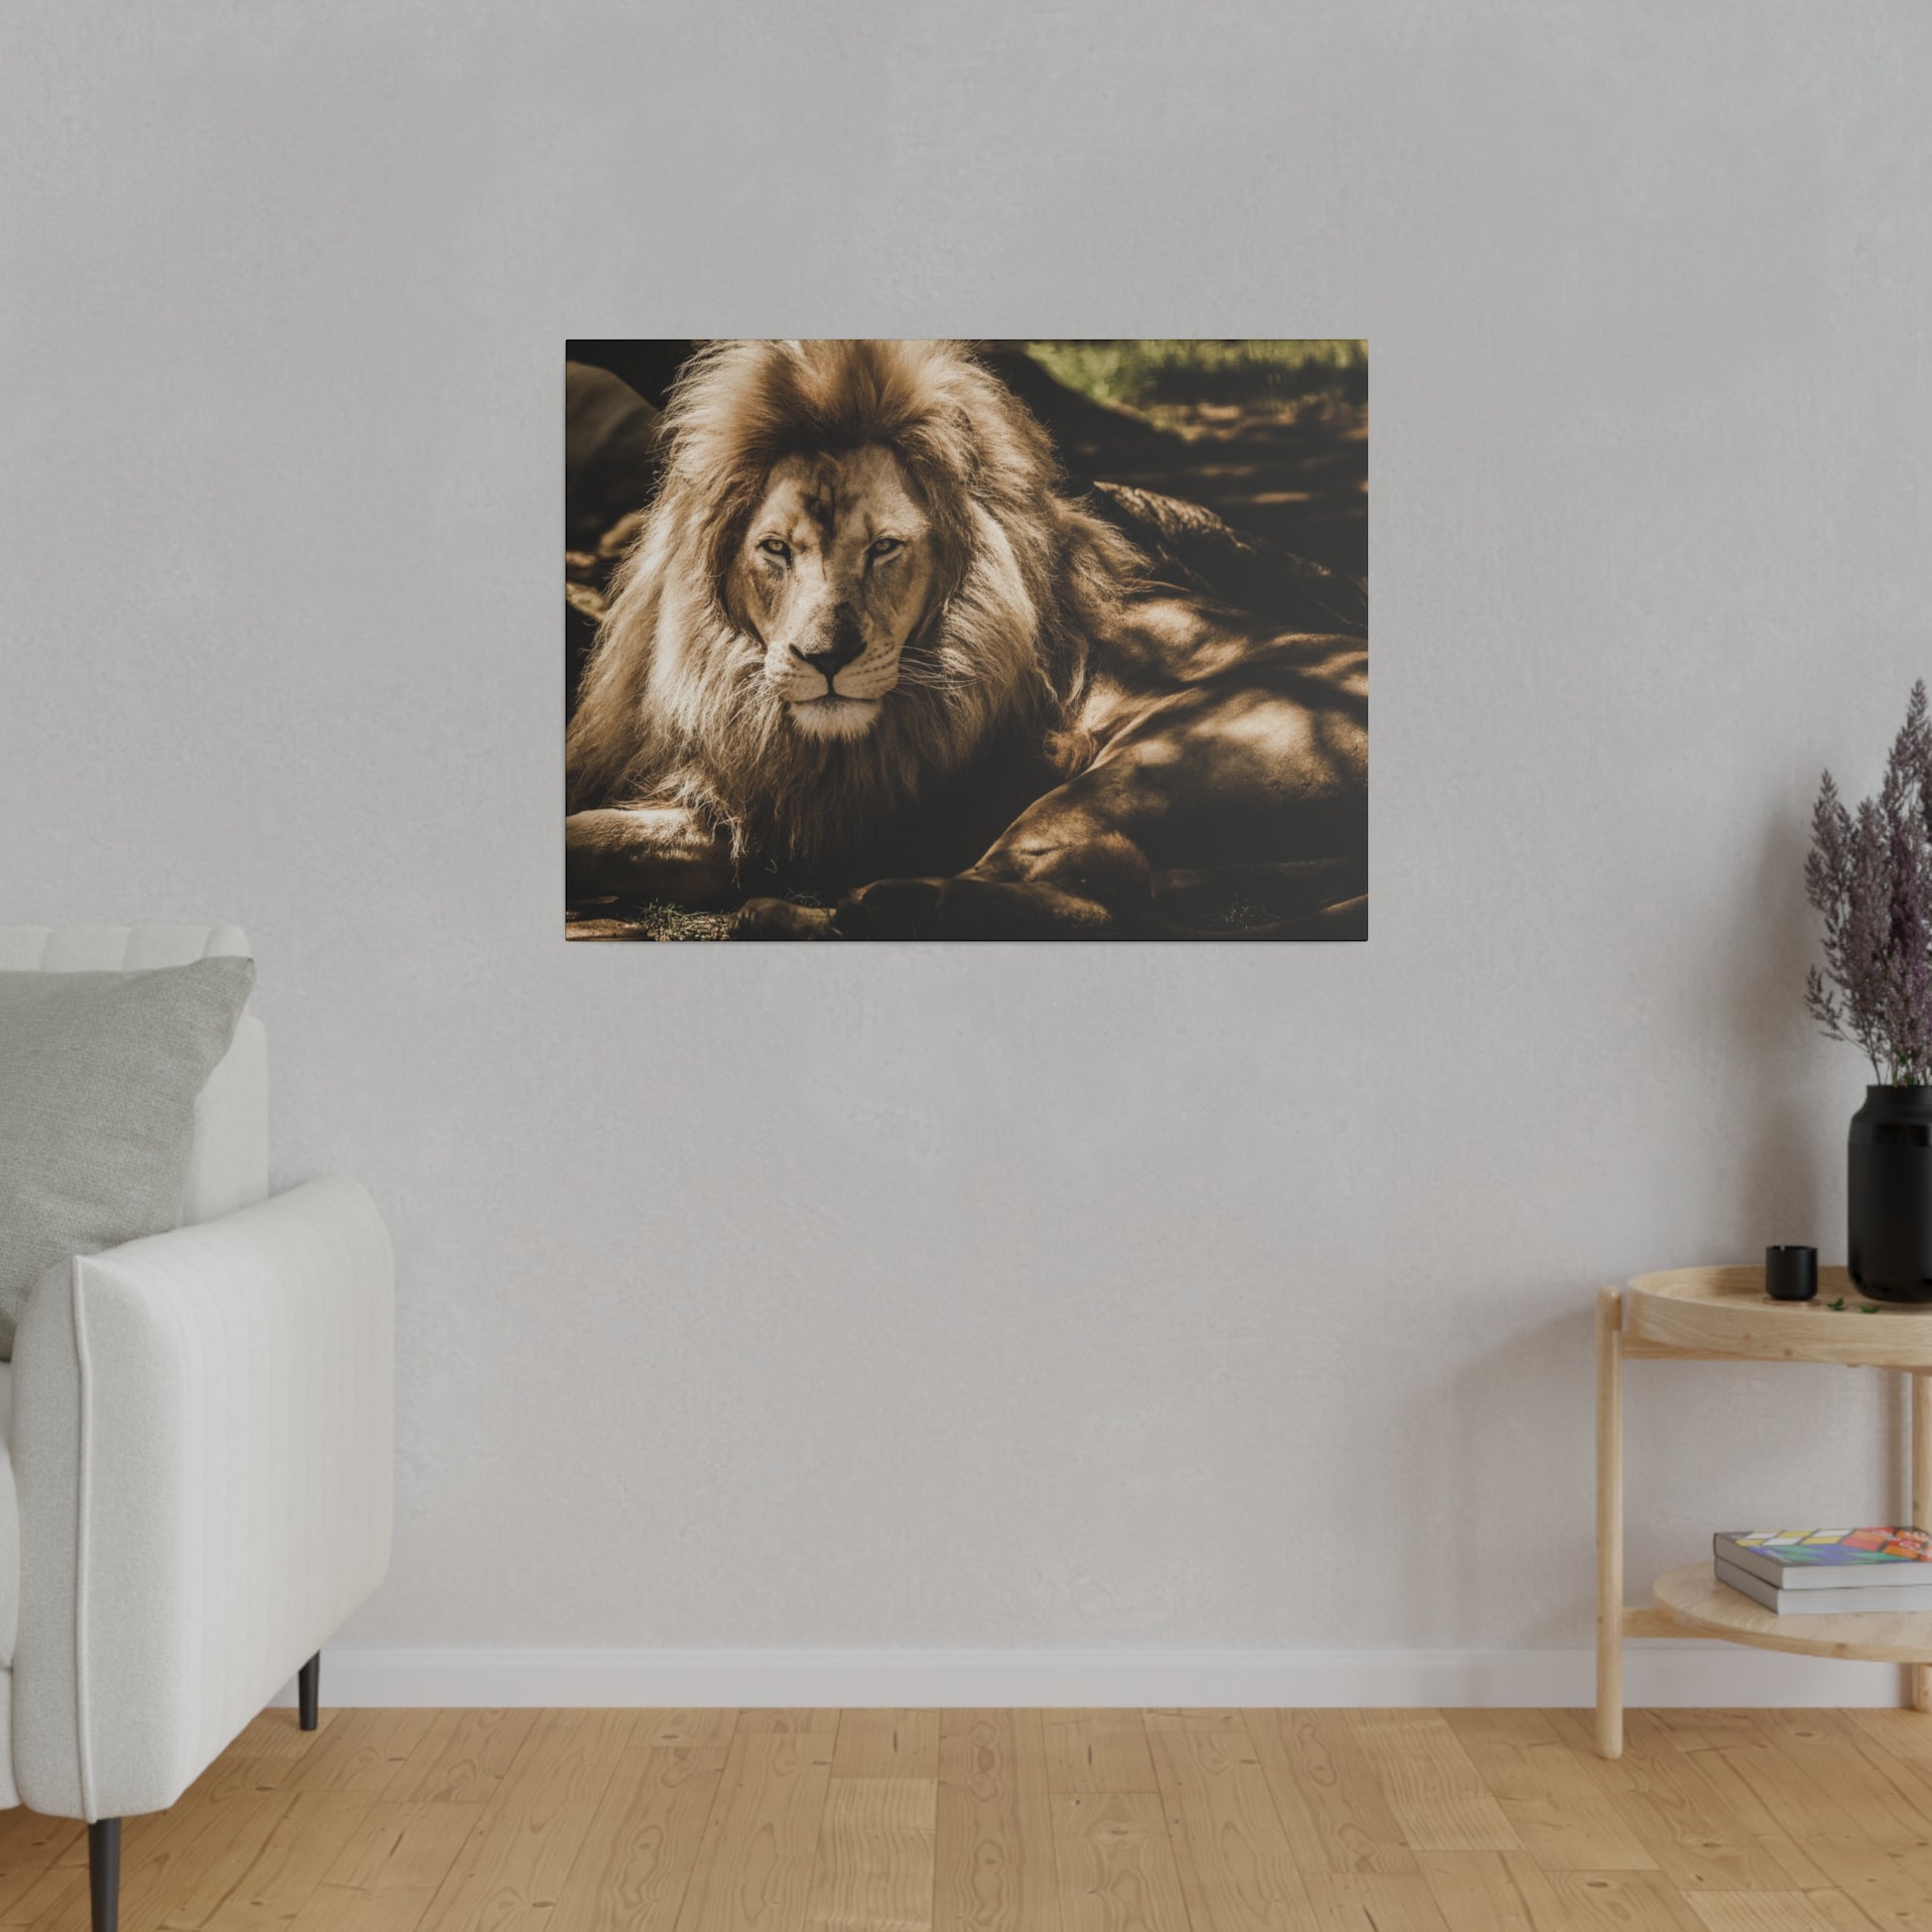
[565,340,1137,868]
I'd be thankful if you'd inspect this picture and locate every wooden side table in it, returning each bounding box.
[1596,1266,1932,1758]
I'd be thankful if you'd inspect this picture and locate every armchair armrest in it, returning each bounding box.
[10,1176,393,1820]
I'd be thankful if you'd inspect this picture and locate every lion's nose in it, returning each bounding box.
[792,608,865,678]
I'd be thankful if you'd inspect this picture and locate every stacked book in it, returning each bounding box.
[1716,1528,1932,1614]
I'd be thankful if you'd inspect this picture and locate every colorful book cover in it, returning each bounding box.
[1721,1528,1932,1567]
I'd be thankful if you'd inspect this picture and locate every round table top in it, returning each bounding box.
[1653,1561,1932,1663]
[1625,1265,1932,1367]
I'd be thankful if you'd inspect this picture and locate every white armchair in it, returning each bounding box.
[0,926,393,1932]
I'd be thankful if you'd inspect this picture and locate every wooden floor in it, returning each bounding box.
[6,1708,1932,1929]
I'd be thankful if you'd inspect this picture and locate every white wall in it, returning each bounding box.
[7,0,1932,1700]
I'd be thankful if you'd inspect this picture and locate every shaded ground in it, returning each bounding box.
[982,346,1366,579]
[1076,400,1366,579]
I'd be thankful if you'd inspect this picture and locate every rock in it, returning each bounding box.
[566,341,700,410]
[1089,480,1368,637]
[565,362,664,549]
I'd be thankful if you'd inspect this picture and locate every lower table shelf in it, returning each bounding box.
[1651,1561,1932,1665]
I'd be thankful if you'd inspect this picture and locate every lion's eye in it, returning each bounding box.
[869,537,902,560]
[758,537,791,564]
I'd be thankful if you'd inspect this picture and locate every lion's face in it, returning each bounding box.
[733,445,935,742]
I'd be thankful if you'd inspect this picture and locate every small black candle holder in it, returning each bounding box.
[1765,1245,1818,1302]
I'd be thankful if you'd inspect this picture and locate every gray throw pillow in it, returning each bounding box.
[0,956,256,1356]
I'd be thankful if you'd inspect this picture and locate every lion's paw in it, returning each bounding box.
[731,898,839,940]
[832,877,948,939]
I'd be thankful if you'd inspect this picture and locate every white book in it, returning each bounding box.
[1716,1557,1932,1616]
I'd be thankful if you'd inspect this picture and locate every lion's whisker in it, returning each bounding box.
[893,670,978,691]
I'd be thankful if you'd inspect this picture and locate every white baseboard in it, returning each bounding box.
[273,1643,1914,1709]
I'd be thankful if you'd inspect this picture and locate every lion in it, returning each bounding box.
[566,340,1367,939]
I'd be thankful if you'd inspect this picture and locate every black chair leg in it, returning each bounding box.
[89,1818,120,1932]
[298,1651,321,1731]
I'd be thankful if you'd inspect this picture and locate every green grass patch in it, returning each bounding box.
[1024,339,1367,412]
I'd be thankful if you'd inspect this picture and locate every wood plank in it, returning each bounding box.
[645,1713,742,1748]
[832,1713,940,1781]
[1617,1727,1783,1845]
[1145,1709,1310,1930]
[1592,1717,1839,1891]
[415,1709,635,1931]
[14,1802,205,1931]
[1797,1836,1932,1932]
[193,1790,375,1929]
[1685,1891,1875,1931]
[384,1710,539,1804]
[228,1710,334,1762]
[1344,1712,1521,1855]
[549,1743,728,1932]
[0,1847,90,1932]
[1686,1736,1873,1843]
[1415,1851,1557,1932]
[1141,1711,1251,1764]
[1748,1710,1932,1839]
[1536,1869,1709,1931]
[271,1710,441,1796]
[1442,1709,1653,1869]
[1245,1708,1416,1875]
[1636,1712,1767,1754]
[1750,1839,1843,1894]
[1040,1715,1156,1795]
[0,1814,84,1923]
[933,1710,1061,1932]
[1298,1870,1451,1931]
[7,1868,89,1931]
[1542,1710,1813,1894]
[804,1777,935,1931]
[739,1711,842,1734]
[1844,1704,1932,1766]
[1051,1793,1188,1932]
[675,1726,834,1932]
[118,1791,297,1932]
[1835,1712,1932,1843]
[286,1802,486,1932]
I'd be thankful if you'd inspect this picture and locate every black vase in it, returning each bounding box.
[1849,1085,1932,1303]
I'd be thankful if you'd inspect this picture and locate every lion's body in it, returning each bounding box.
[565,340,1366,939]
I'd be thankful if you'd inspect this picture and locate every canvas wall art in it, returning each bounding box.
[564,340,1367,940]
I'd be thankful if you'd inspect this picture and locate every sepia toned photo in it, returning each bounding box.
[565,340,1367,939]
